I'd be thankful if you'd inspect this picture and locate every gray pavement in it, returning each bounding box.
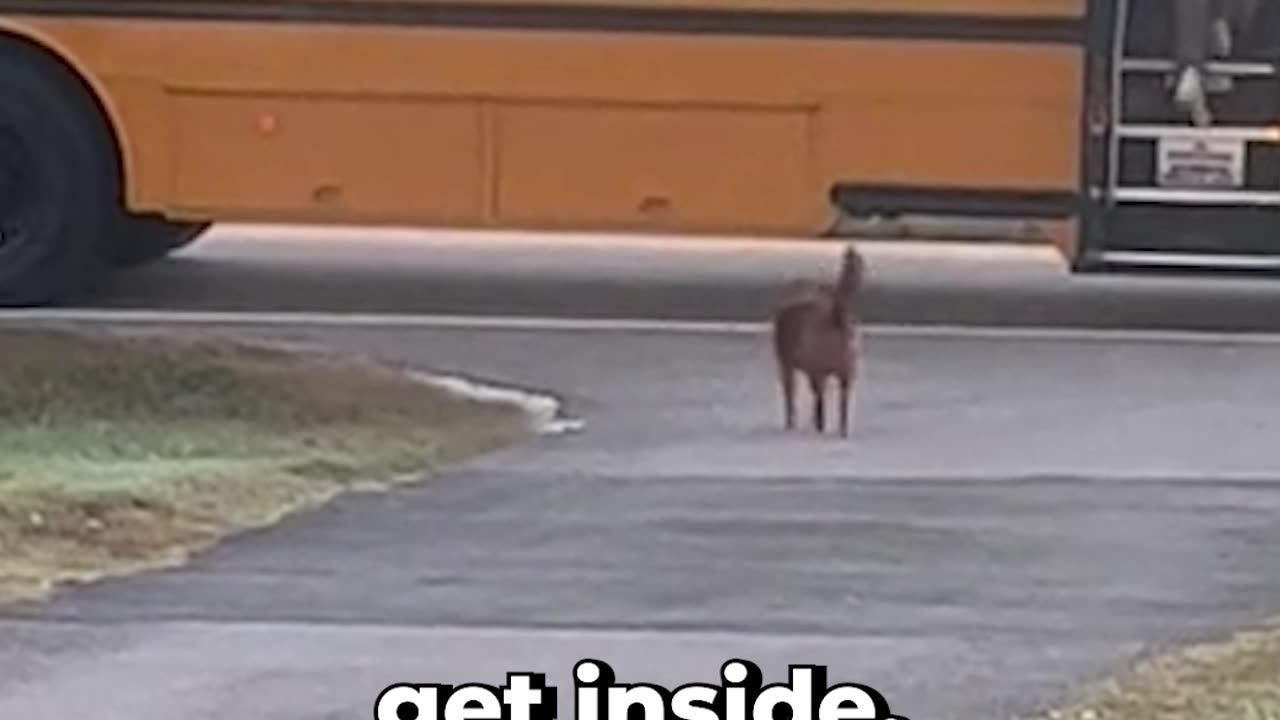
[2,321,1280,720]
[76,224,1280,331]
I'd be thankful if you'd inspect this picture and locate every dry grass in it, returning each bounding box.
[1034,620,1280,720]
[0,327,533,604]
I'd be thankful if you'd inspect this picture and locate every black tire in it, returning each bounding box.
[106,215,210,269]
[0,43,116,307]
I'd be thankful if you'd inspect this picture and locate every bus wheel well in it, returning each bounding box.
[0,29,125,199]
[0,30,200,271]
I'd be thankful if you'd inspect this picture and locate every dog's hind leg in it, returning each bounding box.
[778,362,797,430]
[808,373,826,433]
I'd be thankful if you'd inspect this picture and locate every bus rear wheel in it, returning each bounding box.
[106,215,211,269]
[0,43,114,307]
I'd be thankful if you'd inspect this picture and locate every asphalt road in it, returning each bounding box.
[2,320,1280,720]
[66,223,1280,331]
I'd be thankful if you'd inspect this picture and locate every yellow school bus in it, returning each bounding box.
[1,0,1277,306]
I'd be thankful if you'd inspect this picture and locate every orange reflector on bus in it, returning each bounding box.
[256,113,278,135]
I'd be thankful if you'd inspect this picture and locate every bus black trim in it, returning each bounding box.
[830,184,1081,220]
[1072,0,1118,271]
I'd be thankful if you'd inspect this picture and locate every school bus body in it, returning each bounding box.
[0,0,1089,304]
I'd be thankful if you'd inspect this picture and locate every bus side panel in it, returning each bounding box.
[103,76,174,212]
[169,92,487,224]
[493,101,823,234]
[814,44,1083,193]
[9,15,1083,236]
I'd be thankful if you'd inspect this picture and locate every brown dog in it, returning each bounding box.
[770,244,866,437]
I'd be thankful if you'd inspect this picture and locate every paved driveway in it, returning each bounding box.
[2,322,1279,720]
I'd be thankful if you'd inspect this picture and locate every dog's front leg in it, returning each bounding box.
[838,374,853,438]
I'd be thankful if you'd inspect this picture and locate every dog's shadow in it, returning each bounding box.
[738,418,886,444]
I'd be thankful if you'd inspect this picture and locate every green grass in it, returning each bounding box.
[1036,620,1280,720]
[0,327,532,603]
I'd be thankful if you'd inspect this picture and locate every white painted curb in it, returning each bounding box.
[404,370,585,437]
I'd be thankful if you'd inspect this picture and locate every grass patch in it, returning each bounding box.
[0,327,534,604]
[1036,620,1280,720]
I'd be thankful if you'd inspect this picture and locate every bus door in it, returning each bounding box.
[1077,0,1280,271]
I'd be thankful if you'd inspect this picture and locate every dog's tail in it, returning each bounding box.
[829,243,865,326]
